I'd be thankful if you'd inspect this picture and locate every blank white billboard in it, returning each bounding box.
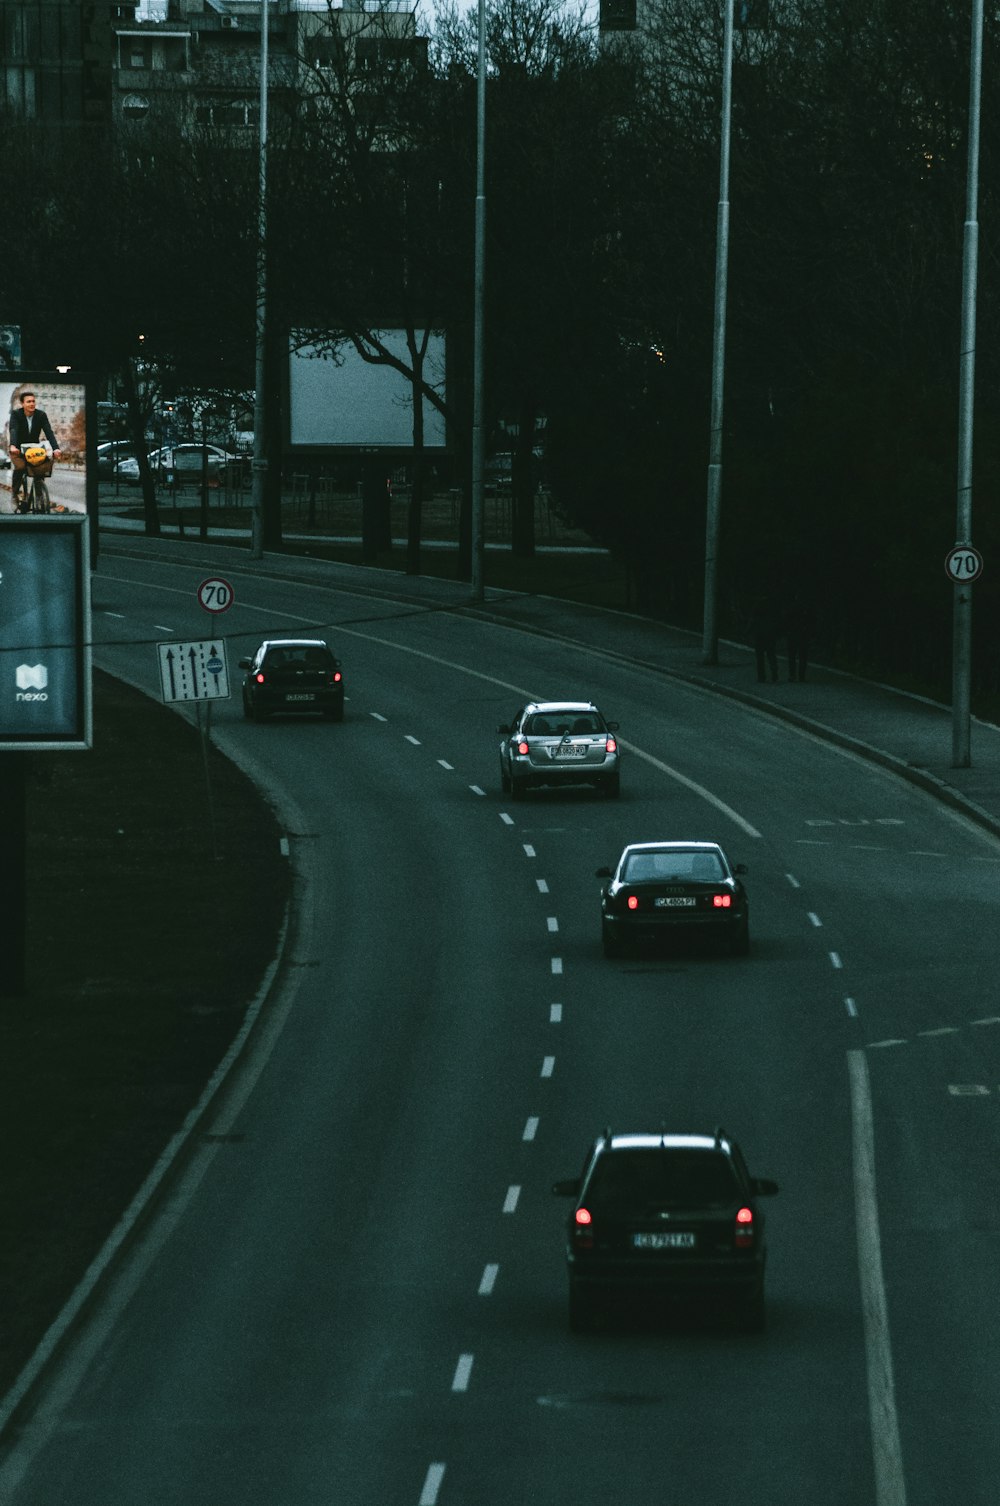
[289,332,447,449]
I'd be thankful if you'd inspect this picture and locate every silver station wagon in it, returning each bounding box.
[498,700,621,799]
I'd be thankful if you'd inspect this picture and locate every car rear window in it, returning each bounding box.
[624,850,724,883]
[264,646,332,670]
[586,1149,740,1211]
[528,712,600,735]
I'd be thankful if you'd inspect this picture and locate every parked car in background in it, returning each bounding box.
[115,443,237,484]
[95,440,139,479]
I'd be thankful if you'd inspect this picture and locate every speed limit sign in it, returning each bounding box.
[945,546,983,584]
[197,576,235,613]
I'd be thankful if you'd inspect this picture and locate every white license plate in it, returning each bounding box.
[633,1232,696,1250]
[285,693,315,703]
[555,744,588,759]
[655,896,696,908]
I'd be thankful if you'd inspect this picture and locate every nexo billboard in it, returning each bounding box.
[0,515,92,749]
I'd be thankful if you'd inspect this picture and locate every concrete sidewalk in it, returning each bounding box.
[98,521,1000,846]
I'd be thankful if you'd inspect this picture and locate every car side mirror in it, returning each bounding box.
[238,657,252,670]
[733,863,748,875]
[552,1178,581,1197]
[752,1177,779,1196]
[594,866,612,878]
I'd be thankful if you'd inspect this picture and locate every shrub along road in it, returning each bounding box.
[0,670,290,1394]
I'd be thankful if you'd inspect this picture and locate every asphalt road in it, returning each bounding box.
[2,541,998,1505]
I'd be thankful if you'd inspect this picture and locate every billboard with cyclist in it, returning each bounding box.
[1,375,90,517]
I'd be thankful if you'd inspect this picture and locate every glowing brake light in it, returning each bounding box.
[255,672,265,684]
[517,740,530,756]
[605,736,617,753]
[627,895,639,910]
[735,1206,754,1247]
[575,1207,592,1226]
[333,670,342,683]
[713,893,732,908]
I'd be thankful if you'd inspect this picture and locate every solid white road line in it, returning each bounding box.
[848,1050,907,1506]
[620,741,762,838]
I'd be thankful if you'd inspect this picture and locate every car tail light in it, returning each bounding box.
[713,893,732,908]
[517,740,530,756]
[627,894,639,910]
[735,1206,755,1247]
[255,672,265,684]
[574,1206,594,1248]
[605,735,617,753]
[333,670,342,683]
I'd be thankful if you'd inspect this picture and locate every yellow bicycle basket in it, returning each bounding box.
[23,445,48,467]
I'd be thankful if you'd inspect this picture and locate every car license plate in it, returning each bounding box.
[633,1232,696,1249]
[285,693,315,703]
[555,744,587,759]
[655,896,696,908]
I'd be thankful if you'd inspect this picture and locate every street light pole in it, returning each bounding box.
[702,0,735,665]
[951,0,983,767]
[469,0,487,602]
[250,0,270,561]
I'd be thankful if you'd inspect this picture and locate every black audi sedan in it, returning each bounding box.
[597,840,749,957]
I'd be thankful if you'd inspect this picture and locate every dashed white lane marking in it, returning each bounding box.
[547,917,559,933]
[503,1185,521,1213]
[279,837,290,858]
[153,624,173,633]
[104,611,126,619]
[451,1354,474,1392]
[848,1051,907,1506]
[438,759,454,770]
[405,734,421,746]
[972,1016,1000,1026]
[786,873,801,888]
[478,1264,499,1296]
[536,879,549,893]
[830,952,843,969]
[370,712,388,722]
[845,997,858,1017]
[551,957,563,975]
[808,912,822,927]
[869,1039,907,1049]
[541,1056,555,1078]
[550,1004,563,1023]
[919,1027,960,1038]
[523,844,536,857]
[420,1463,446,1505]
[500,813,515,827]
[523,1117,539,1141]
[470,785,485,797]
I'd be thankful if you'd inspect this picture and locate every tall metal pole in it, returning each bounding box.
[702,0,735,664]
[469,0,487,601]
[951,0,983,767]
[250,0,270,561]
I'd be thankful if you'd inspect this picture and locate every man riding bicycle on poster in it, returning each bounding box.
[9,389,61,512]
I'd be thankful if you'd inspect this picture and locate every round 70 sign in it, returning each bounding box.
[945,546,983,584]
[197,577,235,613]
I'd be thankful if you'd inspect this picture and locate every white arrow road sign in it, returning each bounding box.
[157,640,230,702]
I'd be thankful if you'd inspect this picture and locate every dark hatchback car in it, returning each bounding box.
[598,840,749,957]
[239,638,345,721]
[553,1128,779,1332]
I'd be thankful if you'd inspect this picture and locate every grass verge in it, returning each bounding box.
[0,671,290,1396]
